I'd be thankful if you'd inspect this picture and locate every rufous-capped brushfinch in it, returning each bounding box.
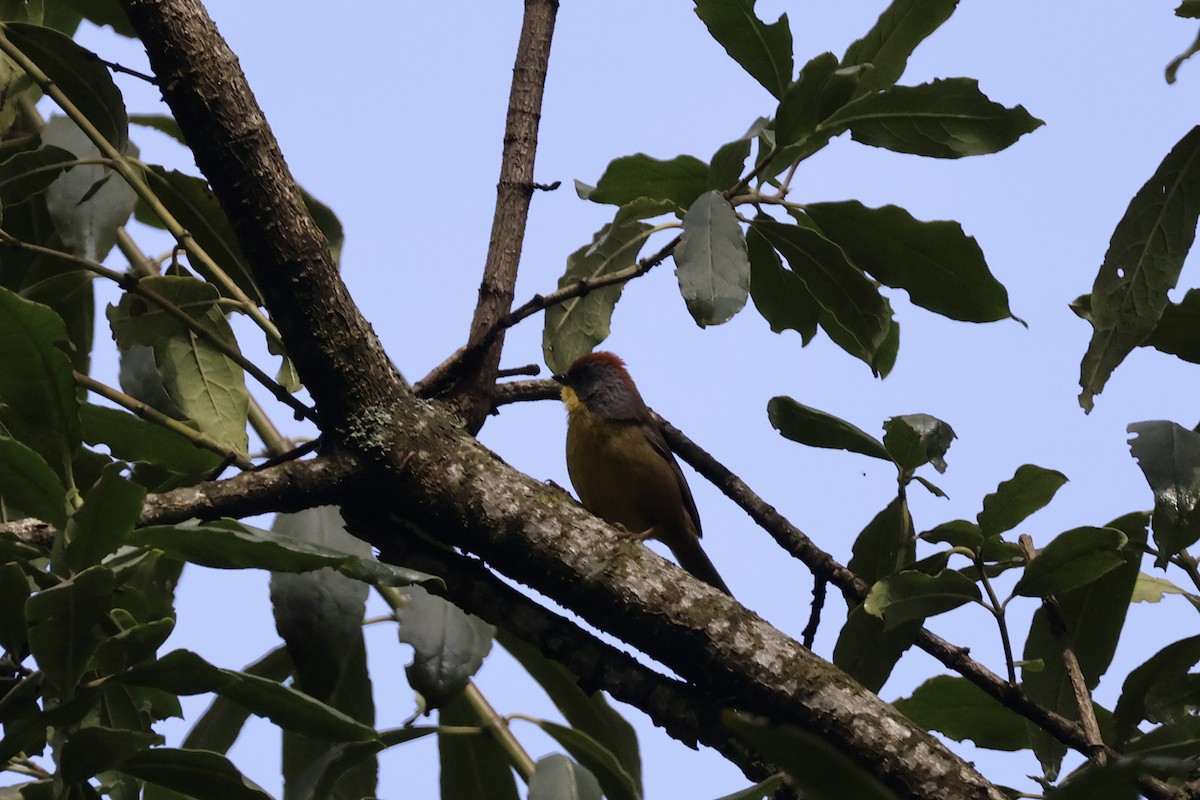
[556,352,730,595]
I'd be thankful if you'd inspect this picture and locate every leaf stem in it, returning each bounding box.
[976,551,1017,684]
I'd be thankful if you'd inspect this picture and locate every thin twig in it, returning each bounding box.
[801,577,826,649]
[1018,535,1107,766]
[75,371,253,470]
[976,551,1018,685]
[83,49,159,84]
[464,683,537,782]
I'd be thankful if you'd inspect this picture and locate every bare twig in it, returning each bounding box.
[976,551,1018,685]
[801,577,826,650]
[425,0,559,431]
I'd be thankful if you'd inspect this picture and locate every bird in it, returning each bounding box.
[555,351,731,595]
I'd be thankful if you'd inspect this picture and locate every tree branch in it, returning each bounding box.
[425,0,559,432]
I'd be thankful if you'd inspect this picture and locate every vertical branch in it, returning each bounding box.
[436,0,559,432]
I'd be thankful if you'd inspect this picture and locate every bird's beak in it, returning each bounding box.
[552,373,567,385]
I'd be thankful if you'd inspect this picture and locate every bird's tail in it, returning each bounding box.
[668,536,732,596]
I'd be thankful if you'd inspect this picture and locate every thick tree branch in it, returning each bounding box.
[362,522,784,787]
[121,0,404,433]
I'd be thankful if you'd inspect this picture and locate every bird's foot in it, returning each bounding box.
[613,524,654,542]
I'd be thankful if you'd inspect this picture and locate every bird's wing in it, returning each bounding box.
[641,421,704,539]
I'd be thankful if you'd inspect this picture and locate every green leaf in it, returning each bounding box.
[151,322,249,457]
[397,585,494,710]
[1022,513,1147,777]
[773,52,839,149]
[833,603,921,692]
[496,629,641,794]
[1127,421,1200,566]
[0,144,74,207]
[0,561,29,654]
[803,201,1015,322]
[752,219,891,373]
[523,721,637,800]
[882,414,955,473]
[542,218,654,374]
[707,138,751,191]
[674,191,750,327]
[586,153,708,209]
[118,748,273,800]
[42,0,135,40]
[722,712,899,800]
[0,190,95,377]
[0,286,80,481]
[527,754,603,800]
[80,403,221,477]
[107,275,250,456]
[270,507,369,701]
[41,115,135,262]
[977,464,1069,537]
[712,776,788,800]
[864,569,981,630]
[289,727,434,800]
[182,646,292,753]
[60,726,162,782]
[1167,24,1200,83]
[766,396,890,460]
[1014,527,1128,598]
[110,549,182,626]
[283,635,376,800]
[121,649,378,743]
[92,616,174,676]
[1179,0,1200,17]
[439,691,519,800]
[747,218,819,341]
[138,167,262,305]
[848,497,914,586]
[841,0,959,96]
[692,0,792,99]
[893,675,1029,751]
[3,22,127,153]
[64,462,145,572]
[1112,635,1200,745]
[821,78,1044,158]
[127,519,434,587]
[1131,572,1188,604]
[129,113,184,143]
[301,187,344,269]
[1079,126,1200,411]
[918,519,983,551]
[1142,287,1200,363]
[1124,716,1200,758]
[25,565,114,696]
[0,435,67,529]
[107,275,221,348]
